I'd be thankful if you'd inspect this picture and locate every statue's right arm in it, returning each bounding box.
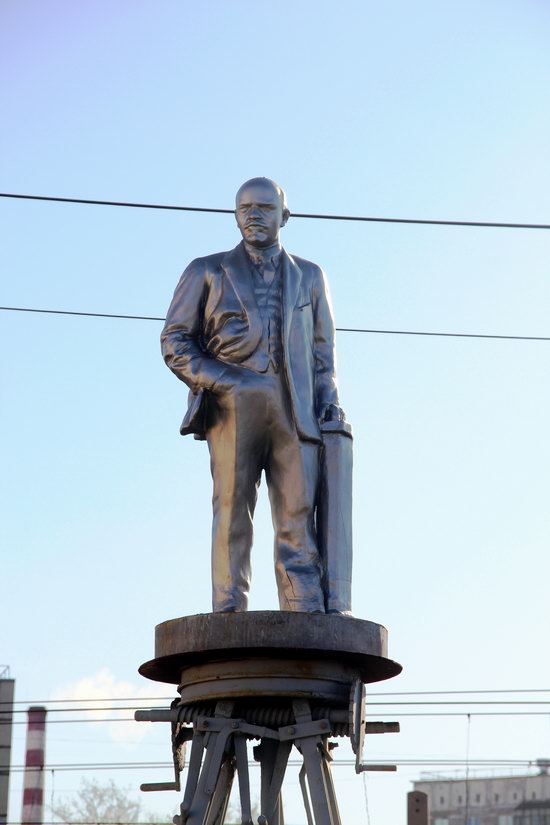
[160,259,229,394]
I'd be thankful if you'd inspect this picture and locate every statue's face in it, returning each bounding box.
[235,180,286,248]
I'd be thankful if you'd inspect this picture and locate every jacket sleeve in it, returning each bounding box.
[160,259,228,394]
[311,265,340,416]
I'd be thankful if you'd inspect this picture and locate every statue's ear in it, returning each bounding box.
[281,208,290,228]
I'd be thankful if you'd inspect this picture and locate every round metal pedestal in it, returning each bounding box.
[138,612,402,825]
[140,611,401,690]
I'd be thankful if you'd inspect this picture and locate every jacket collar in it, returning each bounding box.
[281,249,303,342]
[221,241,303,345]
[220,243,263,356]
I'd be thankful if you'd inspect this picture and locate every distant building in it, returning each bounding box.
[413,759,550,825]
[0,667,15,825]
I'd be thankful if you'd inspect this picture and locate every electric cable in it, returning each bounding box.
[3,688,549,706]
[6,758,544,772]
[2,192,550,231]
[362,774,372,825]
[0,306,548,342]
[368,689,550,696]
[4,711,550,725]
[5,699,550,715]
[0,697,174,706]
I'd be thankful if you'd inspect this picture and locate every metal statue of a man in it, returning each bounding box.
[161,178,352,614]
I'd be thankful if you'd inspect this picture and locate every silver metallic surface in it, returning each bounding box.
[317,420,353,613]
[161,178,351,613]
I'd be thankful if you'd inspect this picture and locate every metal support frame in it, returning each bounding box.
[138,696,400,825]
[288,700,341,825]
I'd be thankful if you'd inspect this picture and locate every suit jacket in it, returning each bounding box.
[161,241,339,443]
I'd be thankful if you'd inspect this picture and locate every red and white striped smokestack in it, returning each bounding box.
[21,706,47,825]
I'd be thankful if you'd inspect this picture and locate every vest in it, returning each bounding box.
[243,257,283,373]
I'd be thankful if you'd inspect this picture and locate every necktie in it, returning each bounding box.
[260,257,276,286]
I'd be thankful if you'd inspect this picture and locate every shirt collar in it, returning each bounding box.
[243,240,282,269]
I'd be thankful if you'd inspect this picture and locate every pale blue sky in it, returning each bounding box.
[2,1,550,823]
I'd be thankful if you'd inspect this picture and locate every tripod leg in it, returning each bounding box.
[257,739,291,825]
[290,700,339,825]
[204,759,235,825]
[319,745,342,825]
[268,742,291,825]
[299,764,314,825]
[258,741,272,819]
[299,737,336,825]
[234,736,253,824]
[256,738,291,825]
[178,733,206,823]
[186,735,220,825]
[205,728,232,795]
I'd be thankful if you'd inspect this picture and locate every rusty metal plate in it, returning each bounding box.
[177,657,358,704]
[139,612,402,685]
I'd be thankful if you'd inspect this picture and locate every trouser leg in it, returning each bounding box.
[264,377,324,612]
[206,380,265,612]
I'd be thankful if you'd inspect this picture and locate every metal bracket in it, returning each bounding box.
[279,718,331,741]
[138,692,402,823]
[195,716,279,742]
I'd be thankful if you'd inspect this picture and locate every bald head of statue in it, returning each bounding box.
[235,177,290,249]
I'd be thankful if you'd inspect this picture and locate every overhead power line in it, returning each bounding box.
[7,706,165,715]
[0,696,174,706]
[5,711,550,725]
[368,689,550,696]
[3,688,549,705]
[1,191,550,230]
[0,306,548,342]
[6,757,544,773]
[6,700,550,715]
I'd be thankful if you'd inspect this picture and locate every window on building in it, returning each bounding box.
[497,816,513,825]
[495,793,500,802]
[434,819,449,825]
[475,793,481,803]
[458,795,463,804]
[513,793,517,800]
[440,796,445,805]
[532,791,537,799]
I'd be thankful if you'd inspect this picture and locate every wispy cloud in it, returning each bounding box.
[51,668,172,745]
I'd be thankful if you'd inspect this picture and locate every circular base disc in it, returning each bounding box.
[139,611,402,688]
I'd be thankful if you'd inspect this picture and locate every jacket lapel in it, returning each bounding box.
[281,249,303,344]
[220,242,263,356]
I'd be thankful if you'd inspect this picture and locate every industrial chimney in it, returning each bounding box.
[21,706,47,825]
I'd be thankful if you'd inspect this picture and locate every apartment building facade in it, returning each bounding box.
[413,762,550,825]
